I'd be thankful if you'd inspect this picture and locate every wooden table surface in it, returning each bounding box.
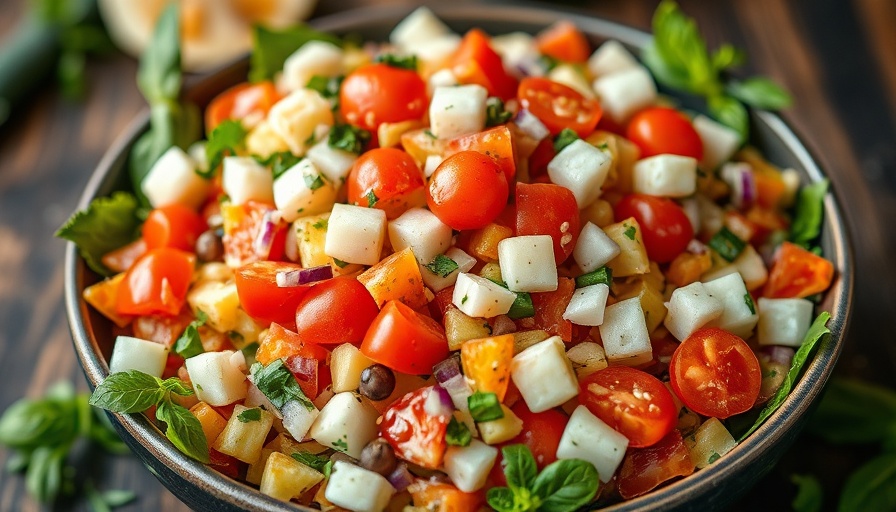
[1,0,894,510]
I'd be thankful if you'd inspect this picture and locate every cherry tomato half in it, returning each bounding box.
[346,147,425,220]
[294,276,380,346]
[669,328,762,419]
[626,107,703,160]
[340,63,428,131]
[617,429,695,499]
[427,150,509,230]
[361,300,449,375]
[234,261,312,331]
[116,248,196,316]
[379,386,449,469]
[615,194,694,264]
[516,182,580,265]
[518,77,602,137]
[579,366,678,448]
[142,204,207,252]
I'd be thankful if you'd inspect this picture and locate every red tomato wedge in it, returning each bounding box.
[293,276,380,346]
[379,386,449,469]
[340,63,428,131]
[116,248,195,316]
[234,261,312,331]
[444,125,517,183]
[529,277,583,342]
[361,300,449,375]
[669,328,762,419]
[579,366,678,448]
[450,29,518,100]
[763,241,834,298]
[516,182,580,265]
[535,21,591,63]
[617,429,695,499]
[615,194,693,264]
[142,204,207,252]
[205,81,280,133]
[518,77,602,137]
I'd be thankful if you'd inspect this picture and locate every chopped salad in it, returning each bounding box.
[63,3,836,511]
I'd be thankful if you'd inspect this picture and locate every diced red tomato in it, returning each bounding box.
[529,277,580,342]
[535,21,591,63]
[255,323,330,366]
[143,204,207,252]
[518,77,602,137]
[409,479,485,511]
[101,238,147,274]
[346,147,425,219]
[427,151,509,231]
[625,107,703,160]
[132,308,195,347]
[444,126,517,183]
[284,355,321,399]
[429,287,456,322]
[208,448,243,480]
[293,276,380,346]
[361,300,450,375]
[527,137,556,182]
[205,81,280,133]
[489,402,568,486]
[116,248,196,316]
[516,182,580,264]
[340,63,428,131]
[617,429,695,499]
[763,241,834,299]
[615,194,693,264]
[221,201,288,268]
[234,261,313,331]
[450,29,518,100]
[379,386,449,469]
[669,328,762,419]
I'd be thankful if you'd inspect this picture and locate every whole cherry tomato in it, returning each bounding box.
[346,147,425,220]
[294,276,379,346]
[205,81,280,133]
[340,63,428,131]
[427,151,509,230]
[116,248,196,316]
[615,194,694,263]
[626,107,703,160]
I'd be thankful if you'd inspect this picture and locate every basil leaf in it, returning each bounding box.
[649,0,714,96]
[708,94,749,141]
[791,474,823,512]
[726,76,793,110]
[101,489,137,508]
[249,25,341,83]
[711,43,746,73]
[155,400,209,463]
[89,370,165,414]
[739,311,831,441]
[160,377,195,397]
[26,445,65,503]
[292,451,331,474]
[328,124,370,155]
[839,453,896,512]
[136,4,180,103]
[251,360,315,412]
[204,119,247,176]
[501,444,538,490]
[424,254,459,278]
[254,151,302,180]
[807,378,896,445]
[174,311,208,359]
[486,487,519,512]
[789,179,828,248]
[641,42,693,91]
[553,128,579,153]
[55,191,141,276]
[237,408,262,423]
[374,53,417,70]
[0,397,78,450]
[531,458,600,512]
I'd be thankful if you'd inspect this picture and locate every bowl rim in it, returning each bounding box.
[65,3,855,511]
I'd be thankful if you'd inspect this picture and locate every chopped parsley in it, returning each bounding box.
[292,451,333,477]
[253,151,302,179]
[366,189,379,208]
[461,295,468,305]
[623,224,637,241]
[707,452,722,464]
[328,124,371,155]
[374,53,417,70]
[424,254,459,278]
[553,128,579,152]
[332,258,349,268]
[485,97,513,127]
[306,74,344,108]
[312,219,328,230]
[424,129,437,139]
[303,173,325,191]
[332,438,349,451]
[708,227,746,261]
[744,293,756,314]
[203,119,248,177]
[237,408,262,423]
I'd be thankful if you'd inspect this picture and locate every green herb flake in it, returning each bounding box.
[374,53,417,70]
[303,173,325,191]
[251,360,315,412]
[623,224,637,241]
[249,25,341,83]
[468,392,504,423]
[707,451,721,464]
[306,75,344,109]
[292,451,332,476]
[55,192,142,276]
[366,189,379,208]
[424,254,459,278]
[446,416,472,447]
[461,295,468,305]
[332,438,348,451]
[575,266,613,289]
[174,311,208,359]
[486,97,513,127]
[708,227,746,262]
[312,219,328,230]
[423,129,437,139]
[204,119,248,176]
[333,258,349,268]
[237,408,262,423]
[328,124,371,155]
[744,293,756,314]
[553,128,579,153]
[507,292,535,319]
[253,151,302,180]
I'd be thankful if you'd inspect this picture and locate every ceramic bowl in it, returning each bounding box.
[65,4,854,511]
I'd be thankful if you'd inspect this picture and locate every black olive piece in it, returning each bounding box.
[359,363,396,401]
[329,450,356,465]
[195,229,224,262]
[359,438,397,476]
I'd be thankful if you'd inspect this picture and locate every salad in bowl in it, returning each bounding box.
[62,2,848,511]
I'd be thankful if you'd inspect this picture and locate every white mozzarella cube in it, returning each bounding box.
[187,141,208,174]
[142,146,209,209]
[497,235,558,293]
[573,222,621,273]
[109,336,167,377]
[633,154,698,198]
[511,336,580,413]
[703,272,759,339]
[491,32,536,73]
[306,138,357,188]
[309,392,379,458]
[547,139,613,208]
[680,197,701,234]
[592,66,657,123]
[413,35,461,67]
[388,208,453,264]
[222,156,274,206]
[423,154,444,178]
[562,284,610,326]
[557,406,629,483]
[421,247,477,292]
[693,115,742,170]
[390,6,452,47]
[273,159,337,223]
[324,204,387,266]
[548,64,595,99]
[513,109,550,142]
[732,244,769,291]
[185,351,248,406]
[281,40,344,93]
[429,85,488,139]
[664,282,725,341]
[587,40,639,78]
[267,89,334,156]
[325,461,394,512]
[757,298,814,347]
[599,297,652,366]
[281,400,320,442]
[444,439,498,492]
[452,273,517,318]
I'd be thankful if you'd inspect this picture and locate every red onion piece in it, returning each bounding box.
[687,239,709,255]
[276,265,333,288]
[433,357,462,384]
[720,162,756,210]
[387,462,414,492]
[514,108,550,141]
[423,385,454,418]
[253,211,279,259]
[757,345,796,366]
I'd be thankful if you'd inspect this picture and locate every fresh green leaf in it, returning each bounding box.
[173,311,208,359]
[424,254,459,278]
[328,124,371,155]
[739,311,831,441]
[507,292,535,320]
[101,489,137,508]
[486,97,513,127]
[708,94,749,141]
[203,119,248,176]
[85,481,111,512]
[501,444,538,490]
[553,128,579,153]
[791,474,823,512]
[136,4,181,102]
[55,191,142,276]
[304,173,325,191]
[648,0,715,96]
[486,486,519,512]
[711,43,746,73]
[838,453,896,512]
[374,53,417,70]
[253,151,302,180]
[249,25,341,83]
[88,371,166,414]
[789,179,829,248]
[623,224,637,241]
[0,396,77,450]
[468,392,504,422]
[292,451,332,474]
[155,400,209,463]
[251,360,315,411]
[708,226,747,262]
[531,458,600,512]
[306,75,344,107]
[237,408,262,423]
[744,293,756,315]
[446,416,472,447]
[26,445,65,503]
[807,378,896,445]
[726,76,793,110]
[6,451,29,473]
[160,377,194,397]
[575,266,613,289]
[366,190,379,208]
[333,258,349,268]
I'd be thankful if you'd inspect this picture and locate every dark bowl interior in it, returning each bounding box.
[65,4,854,511]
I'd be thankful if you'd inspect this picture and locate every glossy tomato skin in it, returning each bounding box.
[346,147,425,220]
[517,77,602,137]
[669,328,762,419]
[379,386,449,469]
[763,241,835,298]
[450,29,518,100]
[615,194,694,264]
[490,402,568,486]
[294,276,379,346]
[234,261,312,331]
[516,182,580,264]
[626,107,703,160]
[205,81,280,133]
[361,300,449,375]
[579,366,678,448]
[444,125,516,183]
[143,204,207,252]
[617,429,695,499]
[427,150,509,230]
[340,63,428,131]
[116,248,196,316]
[528,277,589,343]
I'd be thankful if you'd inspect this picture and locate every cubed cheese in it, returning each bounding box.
[587,40,639,78]
[267,89,334,155]
[142,146,209,209]
[573,222,621,273]
[556,405,629,483]
[325,461,394,512]
[185,351,248,406]
[562,283,610,326]
[273,159,337,222]
[599,297,652,366]
[213,404,275,463]
[452,273,517,318]
[592,66,657,123]
[429,84,488,139]
[222,156,274,206]
[497,235,558,292]
[547,139,612,208]
[444,440,498,492]
[389,208,453,264]
[703,272,759,339]
[390,6,452,47]
[731,244,769,291]
[281,40,344,93]
[324,204,387,265]
[693,115,742,170]
[306,137,357,188]
[664,281,725,341]
[109,336,167,377]
[511,336,579,413]
[491,32,536,73]
[421,247,477,292]
[633,154,698,198]
[309,392,379,458]
[757,298,814,347]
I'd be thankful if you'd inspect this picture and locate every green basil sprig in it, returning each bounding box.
[173,311,208,359]
[249,25,342,83]
[55,191,142,276]
[203,119,248,177]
